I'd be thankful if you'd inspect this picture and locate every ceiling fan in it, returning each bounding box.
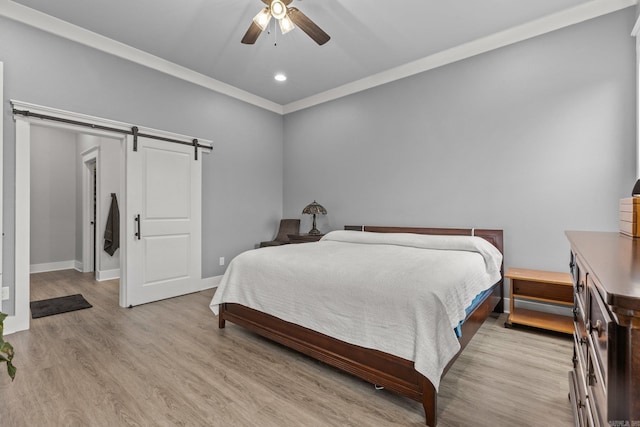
[241,0,330,46]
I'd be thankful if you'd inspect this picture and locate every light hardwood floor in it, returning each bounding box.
[0,270,574,426]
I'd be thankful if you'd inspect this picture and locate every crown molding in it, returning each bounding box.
[0,0,284,115]
[284,0,637,114]
[0,0,635,116]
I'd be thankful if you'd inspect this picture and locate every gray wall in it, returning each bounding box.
[1,17,284,313]
[283,10,636,280]
[30,126,77,266]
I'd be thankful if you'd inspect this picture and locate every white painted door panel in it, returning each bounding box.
[125,135,201,306]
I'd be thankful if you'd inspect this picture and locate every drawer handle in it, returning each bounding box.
[576,280,584,292]
[588,319,604,337]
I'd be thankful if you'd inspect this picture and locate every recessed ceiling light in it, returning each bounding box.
[274,73,287,82]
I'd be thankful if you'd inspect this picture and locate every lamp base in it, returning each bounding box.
[308,228,322,236]
[307,213,321,235]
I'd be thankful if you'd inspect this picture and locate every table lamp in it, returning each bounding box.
[302,200,327,235]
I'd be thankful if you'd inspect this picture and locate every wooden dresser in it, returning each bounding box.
[566,231,640,427]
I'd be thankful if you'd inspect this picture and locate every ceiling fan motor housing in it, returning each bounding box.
[270,0,287,20]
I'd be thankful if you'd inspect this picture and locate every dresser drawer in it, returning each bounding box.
[569,371,586,427]
[574,301,588,366]
[571,332,592,424]
[588,345,608,427]
[573,331,588,378]
[587,282,614,384]
[570,253,588,313]
[569,368,598,427]
[585,398,600,427]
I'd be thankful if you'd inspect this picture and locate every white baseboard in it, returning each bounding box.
[201,275,222,290]
[30,260,77,274]
[503,297,572,317]
[74,260,83,272]
[3,314,27,335]
[96,268,120,281]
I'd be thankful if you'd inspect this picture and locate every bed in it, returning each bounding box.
[210,225,504,426]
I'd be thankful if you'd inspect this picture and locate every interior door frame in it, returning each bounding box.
[7,100,211,333]
[81,147,99,275]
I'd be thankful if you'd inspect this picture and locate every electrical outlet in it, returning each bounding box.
[1,287,9,301]
[219,257,225,266]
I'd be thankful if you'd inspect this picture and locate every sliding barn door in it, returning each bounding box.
[125,135,202,306]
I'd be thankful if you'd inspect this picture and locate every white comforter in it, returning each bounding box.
[210,230,502,390]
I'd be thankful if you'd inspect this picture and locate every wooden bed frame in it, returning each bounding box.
[217,226,504,426]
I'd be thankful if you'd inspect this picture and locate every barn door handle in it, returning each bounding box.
[134,214,141,240]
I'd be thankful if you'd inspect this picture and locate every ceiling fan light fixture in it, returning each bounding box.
[252,7,271,31]
[279,14,295,35]
[270,0,287,20]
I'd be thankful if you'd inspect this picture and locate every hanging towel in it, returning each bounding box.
[104,193,120,256]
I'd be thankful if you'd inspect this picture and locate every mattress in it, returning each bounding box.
[454,287,495,338]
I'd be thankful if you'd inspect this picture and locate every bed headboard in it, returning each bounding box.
[344,225,504,256]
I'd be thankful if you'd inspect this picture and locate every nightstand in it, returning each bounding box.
[288,234,324,244]
[504,267,573,334]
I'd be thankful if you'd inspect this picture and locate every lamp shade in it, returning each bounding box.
[633,179,640,196]
[302,200,327,215]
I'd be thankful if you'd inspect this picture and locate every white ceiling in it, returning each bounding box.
[2,0,637,112]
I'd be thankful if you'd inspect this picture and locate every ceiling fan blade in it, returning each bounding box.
[287,7,330,45]
[241,21,264,44]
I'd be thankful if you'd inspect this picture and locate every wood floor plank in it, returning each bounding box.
[0,270,574,426]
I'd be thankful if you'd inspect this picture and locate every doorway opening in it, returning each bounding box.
[29,126,122,298]
[81,146,101,278]
[83,157,97,274]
